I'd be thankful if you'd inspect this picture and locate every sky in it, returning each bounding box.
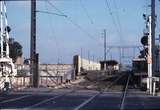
[5,0,160,64]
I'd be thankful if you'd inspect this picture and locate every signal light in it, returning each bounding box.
[5,26,11,33]
[141,34,148,46]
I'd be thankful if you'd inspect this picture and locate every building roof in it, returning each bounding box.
[99,60,118,65]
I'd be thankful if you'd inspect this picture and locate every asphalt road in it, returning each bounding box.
[0,89,160,110]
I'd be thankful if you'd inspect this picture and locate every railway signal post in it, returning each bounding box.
[147,16,153,95]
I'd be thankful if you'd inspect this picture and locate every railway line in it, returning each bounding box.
[72,72,131,110]
[0,71,131,110]
[0,72,160,110]
[0,0,160,109]
[120,73,131,110]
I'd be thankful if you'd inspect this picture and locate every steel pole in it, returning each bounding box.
[0,1,3,58]
[148,16,152,95]
[151,0,156,73]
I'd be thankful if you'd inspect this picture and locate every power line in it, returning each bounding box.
[46,0,67,17]
[44,2,61,59]
[105,0,123,40]
[113,0,124,41]
[36,10,67,17]
[105,0,117,28]
[104,29,107,61]
[46,0,103,46]
[79,0,93,24]
[104,0,123,42]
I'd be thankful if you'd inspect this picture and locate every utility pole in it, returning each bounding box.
[92,54,95,62]
[80,48,83,69]
[147,16,152,95]
[104,29,107,61]
[88,50,90,64]
[151,0,156,73]
[30,0,39,88]
[119,48,122,64]
[1,1,3,58]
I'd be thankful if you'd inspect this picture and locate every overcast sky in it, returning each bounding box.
[5,0,160,64]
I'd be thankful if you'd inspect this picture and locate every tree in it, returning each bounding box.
[9,38,23,63]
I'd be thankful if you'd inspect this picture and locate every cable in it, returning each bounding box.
[46,0,67,18]
[105,0,117,29]
[79,0,93,24]
[104,0,123,42]
[36,10,67,17]
[46,0,103,46]
[44,2,61,59]
[113,0,124,41]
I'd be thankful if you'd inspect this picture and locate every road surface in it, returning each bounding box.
[0,89,160,110]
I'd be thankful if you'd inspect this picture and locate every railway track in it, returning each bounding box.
[120,73,131,110]
[103,72,129,92]
[0,72,132,110]
[73,71,131,110]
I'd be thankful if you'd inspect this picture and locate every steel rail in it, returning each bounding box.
[16,72,129,110]
[120,74,131,110]
[73,72,128,110]
[103,72,127,92]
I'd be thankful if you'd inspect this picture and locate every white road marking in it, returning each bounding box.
[52,101,56,104]
[0,95,32,104]
[23,90,75,109]
[22,94,65,110]
[73,93,99,110]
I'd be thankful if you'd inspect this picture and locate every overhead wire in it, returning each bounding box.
[113,0,124,41]
[104,0,117,29]
[46,0,103,61]
[44,2,62,62]
[46,0,67,18]
[104,0,123,42]
[79,0,93,24]
[36,10,67,17]
[46,0,103,46]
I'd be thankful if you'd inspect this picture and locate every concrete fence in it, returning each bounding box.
[73,55,101,75]
[13,64,75,88]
